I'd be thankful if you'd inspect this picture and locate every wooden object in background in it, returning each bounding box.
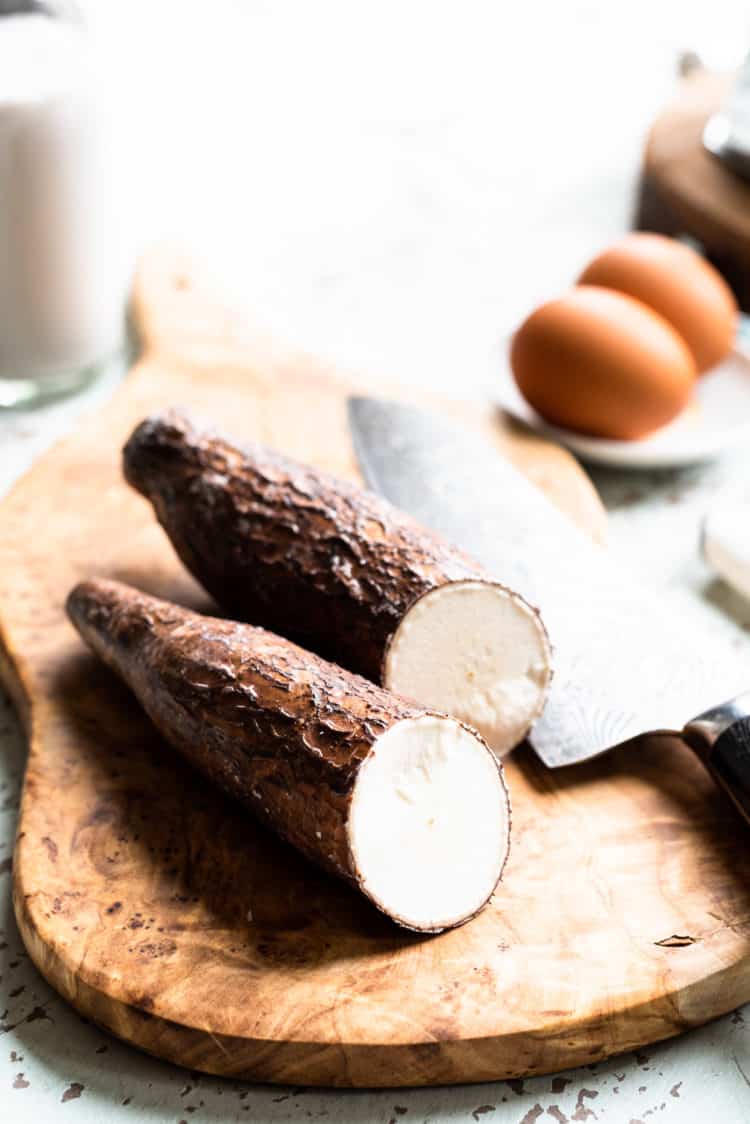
[2,248,749,1086]
[636,67,750,309]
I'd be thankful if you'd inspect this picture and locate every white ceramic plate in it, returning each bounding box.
[497,344,750,469]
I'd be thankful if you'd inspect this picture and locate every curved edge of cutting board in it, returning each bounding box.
[7,245,750,1088]
[11,871,750,1086]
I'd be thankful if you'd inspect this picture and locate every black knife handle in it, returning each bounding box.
[707,717,750,827]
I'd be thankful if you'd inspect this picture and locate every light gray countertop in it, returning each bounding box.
[4,1,750,1119]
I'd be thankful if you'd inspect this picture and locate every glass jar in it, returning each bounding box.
[0,0,126,407]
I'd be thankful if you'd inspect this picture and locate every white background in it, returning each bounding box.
[3,1,750,1121]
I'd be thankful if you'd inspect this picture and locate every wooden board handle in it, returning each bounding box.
[130,244,268,364]
[126,244,606,542]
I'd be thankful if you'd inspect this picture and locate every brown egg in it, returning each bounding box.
[579,233,737,373]
[510,286,697,440]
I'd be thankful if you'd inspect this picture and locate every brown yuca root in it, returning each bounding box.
[123,412,552,756]
[67,579,511,932]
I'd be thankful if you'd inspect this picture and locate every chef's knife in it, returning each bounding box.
[348,396,750,824]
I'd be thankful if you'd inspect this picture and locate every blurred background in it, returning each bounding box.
[72,0,750,394]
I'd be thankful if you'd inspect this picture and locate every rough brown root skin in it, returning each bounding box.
[66,579,510,932]
[123,411,551,754]
[123,410,482,681]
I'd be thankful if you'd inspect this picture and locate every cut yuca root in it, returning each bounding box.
[385,580,551,755]
[123,411,552,756]
[67,579,510,932]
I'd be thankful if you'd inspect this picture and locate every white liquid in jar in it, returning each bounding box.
[0,14,125,382]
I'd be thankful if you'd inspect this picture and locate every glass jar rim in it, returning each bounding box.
[0,1,82,23]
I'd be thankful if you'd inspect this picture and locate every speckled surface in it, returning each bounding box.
[4,0,750,1117]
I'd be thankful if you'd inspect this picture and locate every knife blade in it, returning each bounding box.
[347,397,750,807]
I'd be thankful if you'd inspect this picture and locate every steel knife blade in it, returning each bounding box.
[347,396,750,801]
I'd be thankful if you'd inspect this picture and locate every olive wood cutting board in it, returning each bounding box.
[3,246,750,1087]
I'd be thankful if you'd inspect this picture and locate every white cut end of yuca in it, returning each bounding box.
[348,715,509,932]
[384,580,551,757]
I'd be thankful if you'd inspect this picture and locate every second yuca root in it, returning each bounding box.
[123,411,552,755]
[67,578,511,933]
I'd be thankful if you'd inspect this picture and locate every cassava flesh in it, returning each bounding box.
[123,411,551,756]
[66,579,510,932]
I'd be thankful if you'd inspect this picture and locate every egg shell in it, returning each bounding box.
[578,233,737,373]
[510,286,697,441]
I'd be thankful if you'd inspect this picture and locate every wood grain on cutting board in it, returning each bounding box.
[2,247,750,1087]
